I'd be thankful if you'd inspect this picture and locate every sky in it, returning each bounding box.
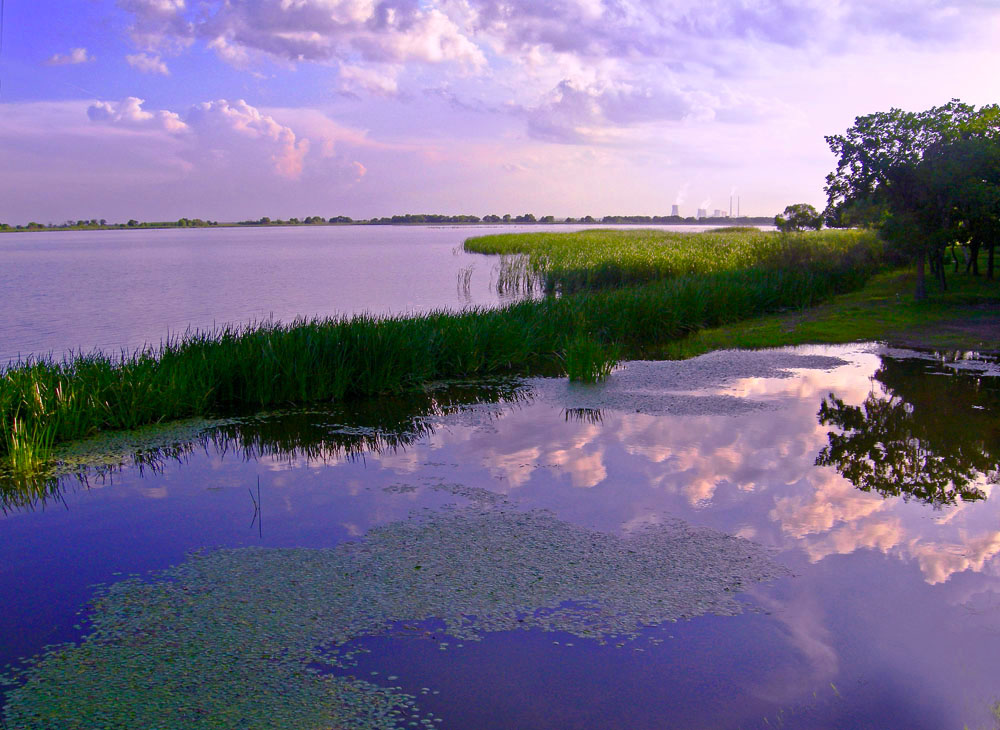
[1,1,999,224]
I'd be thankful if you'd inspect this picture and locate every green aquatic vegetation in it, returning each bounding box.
[1,382,533,512]
[564,336,618,382]
[0,229,886,463]
[465,227,882,294]
[1,506,788,728]
[1,414,55,476]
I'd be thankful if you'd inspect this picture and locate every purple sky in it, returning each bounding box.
[1,0,999,224]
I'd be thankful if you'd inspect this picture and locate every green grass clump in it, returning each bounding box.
[0,230,886,465]
[564,336,618,382]
[465,227,880,294]
[2,414,55,476]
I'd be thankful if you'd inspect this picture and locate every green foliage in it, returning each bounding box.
[564,336,618,383]
[774,204,823,232]
[824,99,1000,297]
[823,99,997,225]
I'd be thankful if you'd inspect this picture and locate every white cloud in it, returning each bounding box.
[111,0,1000,153]
[126,52,170,75]
[87,96,188,133]
[44,48,93,66]
[121,0,485,71]
[184,99,310,178]
[85,97,314,179]
[338,63,400,96]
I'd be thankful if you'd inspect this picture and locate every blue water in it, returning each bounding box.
[2,344,999,728]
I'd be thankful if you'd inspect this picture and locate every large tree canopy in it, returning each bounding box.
[824,100,1000,298]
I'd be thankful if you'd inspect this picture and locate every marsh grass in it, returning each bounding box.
[0,229,886,464]
[466,228,881,294]
[564,336,618,382]
[1,413,56,475]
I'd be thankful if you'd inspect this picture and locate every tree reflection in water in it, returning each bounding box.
[817,354,1000,507]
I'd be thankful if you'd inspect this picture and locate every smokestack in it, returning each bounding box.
[671,204,680,217]
[696,208,707,219]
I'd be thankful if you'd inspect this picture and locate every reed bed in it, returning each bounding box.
[0,229,884,463]
[465,227,880,293]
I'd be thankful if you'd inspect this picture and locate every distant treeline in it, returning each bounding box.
[0,218,221,232]
[1,213,774,231]
[242,213,774,226]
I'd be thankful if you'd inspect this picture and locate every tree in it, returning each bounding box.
[774,204,823,232]
[824,100,1000,298]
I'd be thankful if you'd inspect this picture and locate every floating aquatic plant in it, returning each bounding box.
[2,505,788,728]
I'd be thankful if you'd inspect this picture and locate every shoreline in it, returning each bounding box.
[0,219,776,234]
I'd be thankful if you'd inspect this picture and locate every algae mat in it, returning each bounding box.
[2,504,788,729]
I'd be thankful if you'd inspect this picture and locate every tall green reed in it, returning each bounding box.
[0,230,886,462]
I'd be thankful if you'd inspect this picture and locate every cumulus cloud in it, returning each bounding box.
[87,96,188,133]
[44,48,93,66]
[462,0,991,62]
[87,97,314,179]
[770,472,888,539]
[185,99,310,178]
[126,52,170,75]
[112,0,1000,148]
[120,0,485,70]
[521,76,718,144]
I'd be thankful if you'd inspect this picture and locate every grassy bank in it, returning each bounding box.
[1,230,884,465]
[660,266,1000,359]
[464,227,880,293]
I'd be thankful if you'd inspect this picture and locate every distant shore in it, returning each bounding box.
[0,215,775,233]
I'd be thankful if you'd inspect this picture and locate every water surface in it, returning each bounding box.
[2,344,999,728]
[0,223,731,364]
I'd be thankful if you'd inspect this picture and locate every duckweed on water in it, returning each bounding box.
[2,505,788,728]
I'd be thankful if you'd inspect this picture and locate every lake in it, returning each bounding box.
[1,226,999,728]
[0,223,732,365]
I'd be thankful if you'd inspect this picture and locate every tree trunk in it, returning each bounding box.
[915,252,927,301]
[988,244,995,280]
[967,242,981,275]
[936,250,947,291]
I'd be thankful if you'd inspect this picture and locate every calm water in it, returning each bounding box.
[0,223,730,365]
[2,344,999,728]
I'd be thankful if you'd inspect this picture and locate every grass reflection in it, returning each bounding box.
[0,380,529,513]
